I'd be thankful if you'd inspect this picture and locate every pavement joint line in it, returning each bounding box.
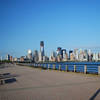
[0,80,100,92]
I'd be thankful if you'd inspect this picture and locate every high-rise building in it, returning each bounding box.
[39,52,42,62]
[27,49,32,60]
[56,47,62,62]
[14,57,18,62]
[93,53,99,61]
[78,49,84,61]
[83,50,88,61]
[6,54,10,61]
[50,51,57,62]
[98,53,100,61]
[20,56,25,62]
[88,49,93,61]
[40,41,44,56]
[51,51,56,57]
[70,53,75,61]
[33,50,39,62]
[61,49,66,58]
[74,49,79,61]
[57,55,62,62]
[56,47,62,55]
[61,49,68,61]
[69,50,73,60]
[10,56,13,61]
[40,41,45,61]
[43,56,49,62]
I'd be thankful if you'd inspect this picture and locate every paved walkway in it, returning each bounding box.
[0,63,100,100]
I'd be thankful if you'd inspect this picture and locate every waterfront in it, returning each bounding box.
[33,62,100,74]
[0,63,100,100]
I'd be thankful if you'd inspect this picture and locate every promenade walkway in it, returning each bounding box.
[0,63,100,100]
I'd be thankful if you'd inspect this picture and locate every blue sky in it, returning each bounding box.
[0,0,100,58]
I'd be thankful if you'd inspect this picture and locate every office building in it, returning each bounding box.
[70,53,75,61]
[39,41,45,61]
[20,56,25,62]
[6,54,10,61]
[57,55,62,62]
[93,53,99,61]
[78,49,84,61]
[57,47,62,55]
[33,50,39,62]
[62,49,68,61]
[39,52,42,62]
[10,56,13,61]
[27,49,32,60]
[50,51,57,62]
[69,50,73,60]
[43,56,49,62]
[40,41,44,56]
[74,49,79,61]
[98,53,100,61]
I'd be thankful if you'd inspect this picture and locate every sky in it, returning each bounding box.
[0,0,100,58]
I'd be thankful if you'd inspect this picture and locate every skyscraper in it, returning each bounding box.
[62,49,66,59]
[27,49,32,60]
[74,49,79,61]
[6,54,10,61]
[62,49,68,61]
[69,50,73,60]
[50,51,57,62]
[39,41,45,61]
[83,49,88,61]
[56,47,62,55]
[33,50,39,62]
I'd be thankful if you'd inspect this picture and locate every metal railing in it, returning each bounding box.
[18,62,100,75]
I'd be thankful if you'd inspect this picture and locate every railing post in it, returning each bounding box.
[54,64,56,70]
[46,64,47,69]
[59,65,61,70]
[41,64,42,67]
[98,66,100,75]
[74,65,76,72]
[84,65,87,74]
[48,64,50,69]
[44,64,46,69]
[66,65,68,72]
[53,64,55,70]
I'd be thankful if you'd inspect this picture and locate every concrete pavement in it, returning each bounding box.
[0,63,100,100]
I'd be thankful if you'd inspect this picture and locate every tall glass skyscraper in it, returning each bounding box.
[40,41,45,61]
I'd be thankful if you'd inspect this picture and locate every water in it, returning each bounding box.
[36,62,100,74]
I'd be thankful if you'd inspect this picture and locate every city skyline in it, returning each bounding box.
[0,0,100,58]
[4,41,100,62]
[1,43,100,59]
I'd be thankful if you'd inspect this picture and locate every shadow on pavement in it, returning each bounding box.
[0,73,17,85]
[89,88,100,100]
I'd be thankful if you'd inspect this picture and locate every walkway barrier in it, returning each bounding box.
[18,62,100,75]
[84,65,87,74]
[53,64,56,70]
[74,65,76,72]
[48,64,50,69]
[59,65,61,70]
[98,66,100,74]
